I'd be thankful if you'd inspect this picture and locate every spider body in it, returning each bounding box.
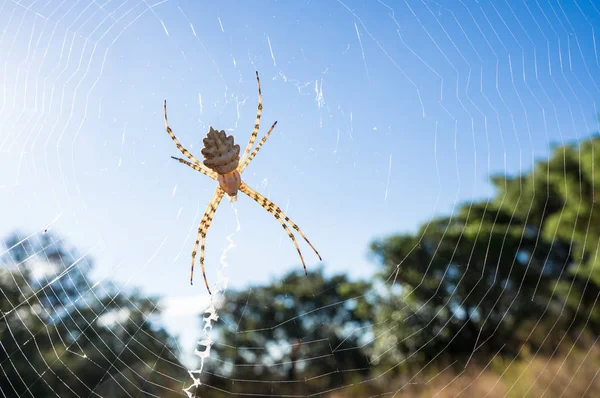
[164,72,321,294]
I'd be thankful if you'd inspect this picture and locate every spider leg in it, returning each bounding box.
[171,156,217,180]
[239,182,321,275]
[164,100,217,179]
[239,71,263,165]
[238,120,277,173]
[191,187,225,294]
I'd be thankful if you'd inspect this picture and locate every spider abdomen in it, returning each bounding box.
[218,170,241,197]
[201,126,240,174]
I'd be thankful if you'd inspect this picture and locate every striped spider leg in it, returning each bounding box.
[164,100,220,292]
[238,120,277,173]
[236,74,321,273]
[164,100,217,180]
[191,187,225,294]
[239,71,263,166]
[239,182,322,275]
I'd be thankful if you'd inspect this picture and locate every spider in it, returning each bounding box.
[164,71,322,294]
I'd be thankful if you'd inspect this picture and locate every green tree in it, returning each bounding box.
[495,135,600,335]
[200,268,375,396]
[0,231,189,397]
[369,136,600,369]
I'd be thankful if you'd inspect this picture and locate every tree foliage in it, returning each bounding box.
[495,136,600,332]
[201,268,375,396]
[0,231,188,397]
[370,135,600,369]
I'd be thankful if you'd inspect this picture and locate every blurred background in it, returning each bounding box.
[1,0,600,396]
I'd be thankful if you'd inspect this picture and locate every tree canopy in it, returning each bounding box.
[0,231,189,397]
[370,135,600,368]
[201,268,375,396]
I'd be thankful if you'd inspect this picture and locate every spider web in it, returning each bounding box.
[1,0,600,397]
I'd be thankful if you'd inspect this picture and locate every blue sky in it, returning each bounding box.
[1,0,600,365]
